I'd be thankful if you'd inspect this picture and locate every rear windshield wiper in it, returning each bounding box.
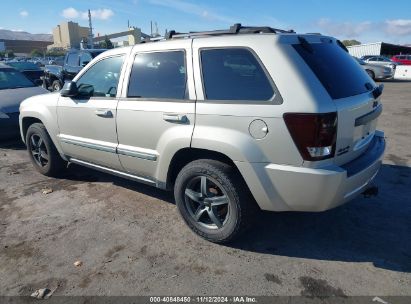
[298,36,314,53]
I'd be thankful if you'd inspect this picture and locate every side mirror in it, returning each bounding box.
[60,81,78,97]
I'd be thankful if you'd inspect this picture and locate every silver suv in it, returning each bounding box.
[19,24,385,243]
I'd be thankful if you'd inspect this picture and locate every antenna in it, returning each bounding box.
[88,9,94,49]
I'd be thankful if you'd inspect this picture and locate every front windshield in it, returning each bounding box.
[0,68,35,90]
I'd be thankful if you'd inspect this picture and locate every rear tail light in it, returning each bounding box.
[283,112,337,161]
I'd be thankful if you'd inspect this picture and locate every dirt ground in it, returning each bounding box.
[0,81,410,297]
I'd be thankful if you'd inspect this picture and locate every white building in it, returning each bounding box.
[348,42,411,58]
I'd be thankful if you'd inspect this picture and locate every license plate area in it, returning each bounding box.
[353,120,377,151]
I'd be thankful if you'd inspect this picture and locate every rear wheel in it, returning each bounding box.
[174,159,256,243]
[26,123,66,177]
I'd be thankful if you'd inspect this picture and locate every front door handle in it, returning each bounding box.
[163,113,188,123]
[95,109,113,118]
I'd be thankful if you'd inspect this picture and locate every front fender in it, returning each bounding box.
[19,93,65,159]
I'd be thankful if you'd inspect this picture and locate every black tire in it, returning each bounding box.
[51,80,62,92]
[174,159,257,243]
[26,123,66,177]
[366,69,375,80]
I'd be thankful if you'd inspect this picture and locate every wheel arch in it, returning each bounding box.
[21,116,43,141]
[166,147,241,190]
[20,113,66,160]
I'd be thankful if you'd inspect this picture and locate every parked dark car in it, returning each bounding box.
[43,49,106,91]
[6,61,44,85]
[0,63,48,140]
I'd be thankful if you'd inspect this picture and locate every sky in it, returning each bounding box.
[1,0,411,44]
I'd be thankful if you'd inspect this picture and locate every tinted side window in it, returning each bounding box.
[200,48,274,101]
[76,55,124,98]
[67,53,79,66]
[128,51,186,99]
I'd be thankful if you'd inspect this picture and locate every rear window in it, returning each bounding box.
[293,41,371,99]
[200,48,274,101]
[67,53,79,66]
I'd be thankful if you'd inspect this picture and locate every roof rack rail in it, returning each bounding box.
[142,23,295,43]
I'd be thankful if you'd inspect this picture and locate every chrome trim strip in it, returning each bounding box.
[117,147,157,161]
[69,158,156,186]
[59,136,116,154]
[59,134,158,161]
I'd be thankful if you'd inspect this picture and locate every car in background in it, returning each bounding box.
[360,55,378,61]
[48,56,65,66]
[0,63,48,140]
[354,57,394,80]
[43,49,106,91]
[6,61,44,85]
[391,55,411,65]
[364,56,398,70]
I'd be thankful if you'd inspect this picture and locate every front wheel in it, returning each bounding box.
[51,80,62,92]
[174,159,256,243]
[366,69,375,80]
[26,123,66,177]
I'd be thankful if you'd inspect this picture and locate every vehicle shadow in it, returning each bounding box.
[9,135,409,273]
[61,163,175,205]
[62,162,411,273]
[230,164,411,273]
[0,137,26,150]
[383,79,411,83]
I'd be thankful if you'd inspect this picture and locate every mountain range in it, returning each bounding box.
[0,29,52,41]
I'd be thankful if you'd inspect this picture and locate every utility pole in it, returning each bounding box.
[88,9,94,49]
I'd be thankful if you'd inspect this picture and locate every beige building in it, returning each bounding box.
[48,21,145,50]
[48,21,89,50]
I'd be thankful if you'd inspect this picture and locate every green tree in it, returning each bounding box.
[342,40,361,47]
[46,48,66,57]
[0,50,15,58]
[30,49,43,57]
[99,36,114,49]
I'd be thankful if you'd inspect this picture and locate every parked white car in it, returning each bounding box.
[355,58,394,80]
[19,24,385,242]
[364,56,397,70]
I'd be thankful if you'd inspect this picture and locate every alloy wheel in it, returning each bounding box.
[30,134,49,167]
[184,176,230,229]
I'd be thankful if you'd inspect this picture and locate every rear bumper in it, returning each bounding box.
[236,131,385,212]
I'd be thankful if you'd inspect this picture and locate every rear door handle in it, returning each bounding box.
[163,113,188,123]
[95,109,113,118]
